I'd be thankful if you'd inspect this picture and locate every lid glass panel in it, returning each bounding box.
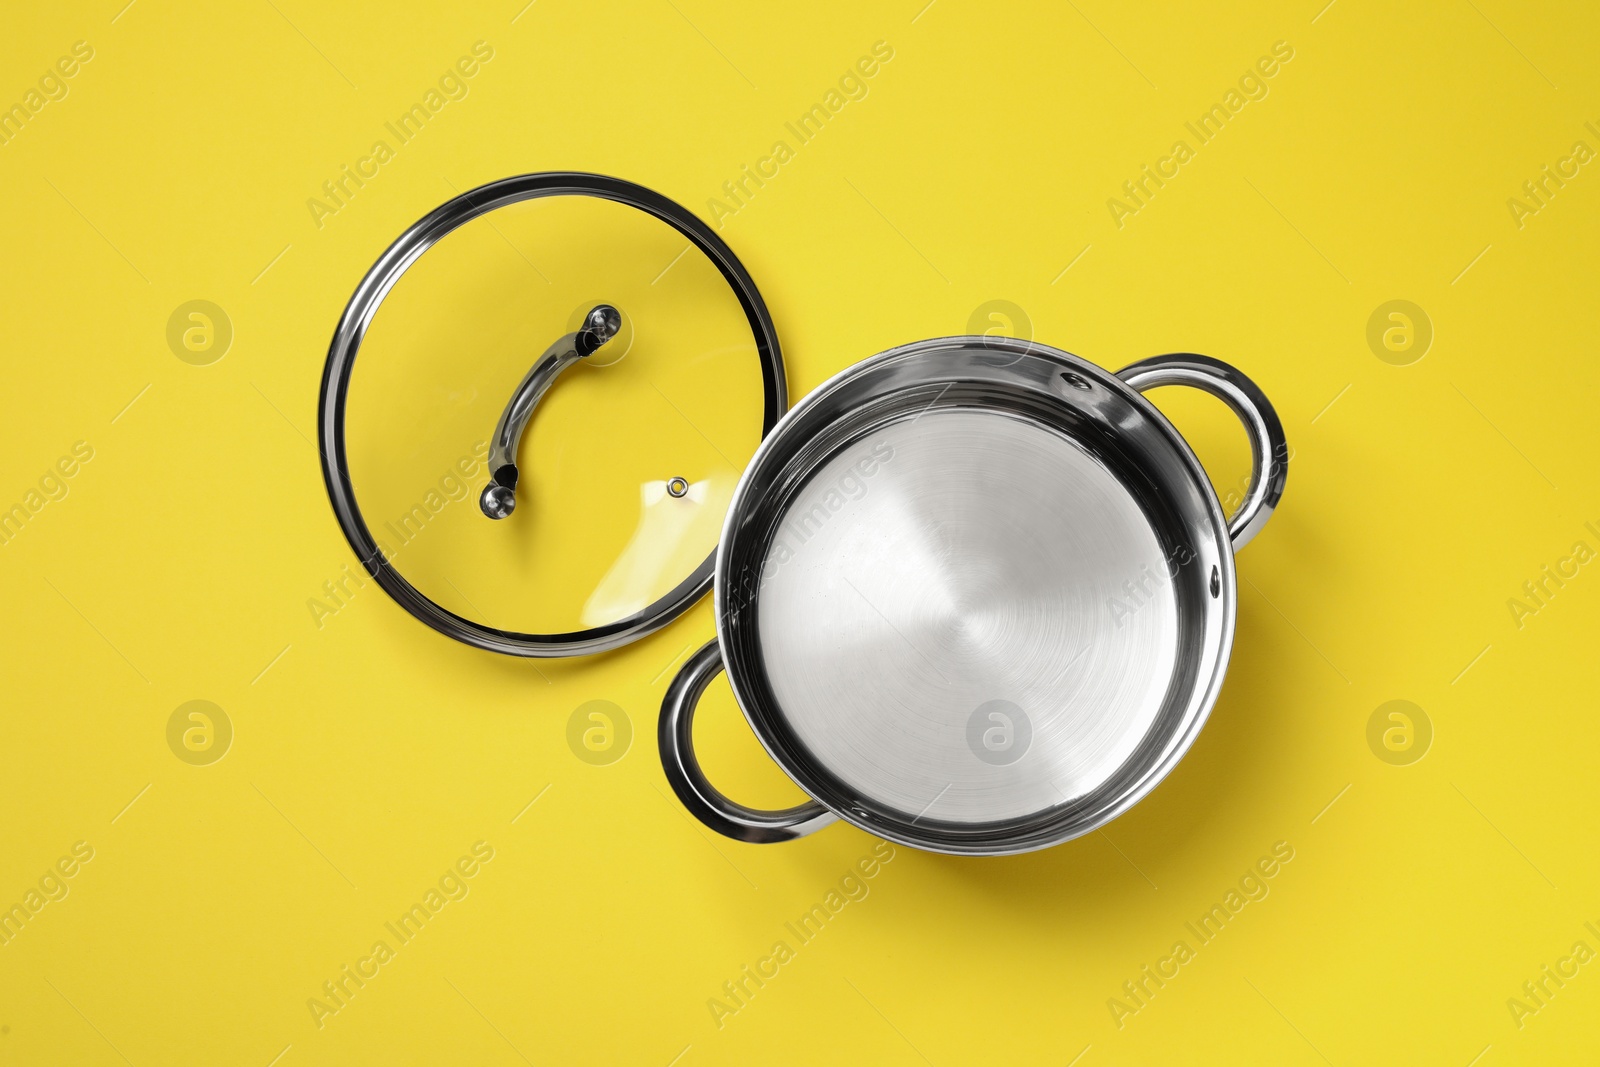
[343,191,766,638]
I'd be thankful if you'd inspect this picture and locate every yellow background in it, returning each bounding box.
[2,1,1598,1064]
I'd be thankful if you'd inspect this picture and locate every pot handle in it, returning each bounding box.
[1116,353,1287,550]
[659,639,838,843]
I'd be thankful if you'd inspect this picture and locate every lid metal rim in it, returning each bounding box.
[317,172,785,657]
[712,335,1238,855]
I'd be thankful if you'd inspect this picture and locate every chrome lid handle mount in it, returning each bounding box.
[480,304,622,519]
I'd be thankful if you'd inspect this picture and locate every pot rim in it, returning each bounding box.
[711,335,1239,856]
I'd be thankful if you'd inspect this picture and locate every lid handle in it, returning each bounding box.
[480,304,623,519]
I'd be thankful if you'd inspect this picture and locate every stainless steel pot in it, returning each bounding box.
[659,337,1287,856]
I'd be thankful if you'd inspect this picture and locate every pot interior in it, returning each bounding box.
[717,338,1234,854]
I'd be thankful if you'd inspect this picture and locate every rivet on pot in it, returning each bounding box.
[667,476,689,498]
[1210,565,1220,597]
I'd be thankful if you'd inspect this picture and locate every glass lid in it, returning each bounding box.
[319,174,784,657]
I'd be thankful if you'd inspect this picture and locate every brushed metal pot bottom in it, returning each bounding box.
[757,407,1185,828]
